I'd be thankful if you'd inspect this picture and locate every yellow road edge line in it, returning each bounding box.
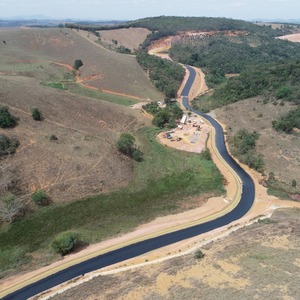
[0,67,243,299]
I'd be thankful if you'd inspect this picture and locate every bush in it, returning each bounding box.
[116,133,135,156]
[0,134,19,156]
[132,149,143,162]
[73,59,83,70]
[50,134,58,141]
[31,107,42,121]
[194,249,205,259]
[32,190,50,206]
[0,106,17,128]
[292,180,297,187]
[51,231,79,256]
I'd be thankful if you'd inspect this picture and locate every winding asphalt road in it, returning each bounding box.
[3,66,255,300]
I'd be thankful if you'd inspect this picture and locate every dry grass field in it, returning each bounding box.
[98,27,151,51]
[0,74,147,203]
[214,98,300,193]
[0,27,162,100]
[52,208,300,300]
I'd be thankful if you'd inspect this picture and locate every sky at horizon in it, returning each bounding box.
[0,0,299,21]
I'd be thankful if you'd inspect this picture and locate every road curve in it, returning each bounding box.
[3,66,255,300]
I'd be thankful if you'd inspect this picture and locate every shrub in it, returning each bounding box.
[116,133,135,156]
[132,149,143,162]
[292,180,297,187]
[32,189,50,206]
[73,59,83,70]
[51,231,79,256]
[0,134,19,156]
[50,134,58,141]
[0,106,17,128]
[31,107,42,121]
[194,249,205,259]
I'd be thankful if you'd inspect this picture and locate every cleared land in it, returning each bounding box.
[50,208,300,300]
[277,33,300,42]
[97,27,151,51]
[0,75,145,203]
[0,27,163,100]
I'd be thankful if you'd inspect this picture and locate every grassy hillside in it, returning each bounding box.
[0,75,144,204]
[0,126,223,276]
[0,28,163,100]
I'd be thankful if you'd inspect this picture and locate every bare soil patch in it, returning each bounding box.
[157,116,209,154]
[277,33,300,42]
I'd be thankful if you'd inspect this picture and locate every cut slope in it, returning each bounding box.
[0,28,163,100]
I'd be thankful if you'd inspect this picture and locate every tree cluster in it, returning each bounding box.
[136,51,185,98]
[116,133,143,162]
[229,129,264,172]
[143,101,183,128]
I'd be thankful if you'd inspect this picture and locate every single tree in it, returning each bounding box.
[0,106,17,128]
[116,133,135,156]
[73,59,83,70]
[51,231,79,256]
[31,107,42,121]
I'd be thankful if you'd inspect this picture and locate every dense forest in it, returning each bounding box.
[136,51,185,98]
[193,60,300,132]
[169,34,300,87]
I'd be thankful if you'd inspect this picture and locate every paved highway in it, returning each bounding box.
[3,65,255,300]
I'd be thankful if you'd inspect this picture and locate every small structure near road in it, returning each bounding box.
[157,116,211,153]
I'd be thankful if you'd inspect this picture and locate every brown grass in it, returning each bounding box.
[0,74,148,203]
[97,27,151,51]
[214,97,300,191]
[51,208,300,300]
[0,27,163,100]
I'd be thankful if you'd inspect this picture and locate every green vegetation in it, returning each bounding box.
[272,106,300,133]
[45,82,68,90]
[194,249,205,259]
[32,190,50,206]
[51,231,79,256]
[73,59,83,70]
[0,193,23,224]
[143,101,182,128]
[66,16,292,49]
[64,83,138,106]
[116,133,143,162]
[0,135,19,157]
[136,51,185,98]
[170,35,300,88]
[0,127,223,272]
[0,106,17,128]
[229,129,264,172]
[31,107,42,121]
[49,134,58,141]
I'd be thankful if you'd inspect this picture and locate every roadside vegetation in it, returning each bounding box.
[193,60,300,134]
[143,101,183,128]
[0,127,224,275]
[229,129,264,173]
[136,51,185,98]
